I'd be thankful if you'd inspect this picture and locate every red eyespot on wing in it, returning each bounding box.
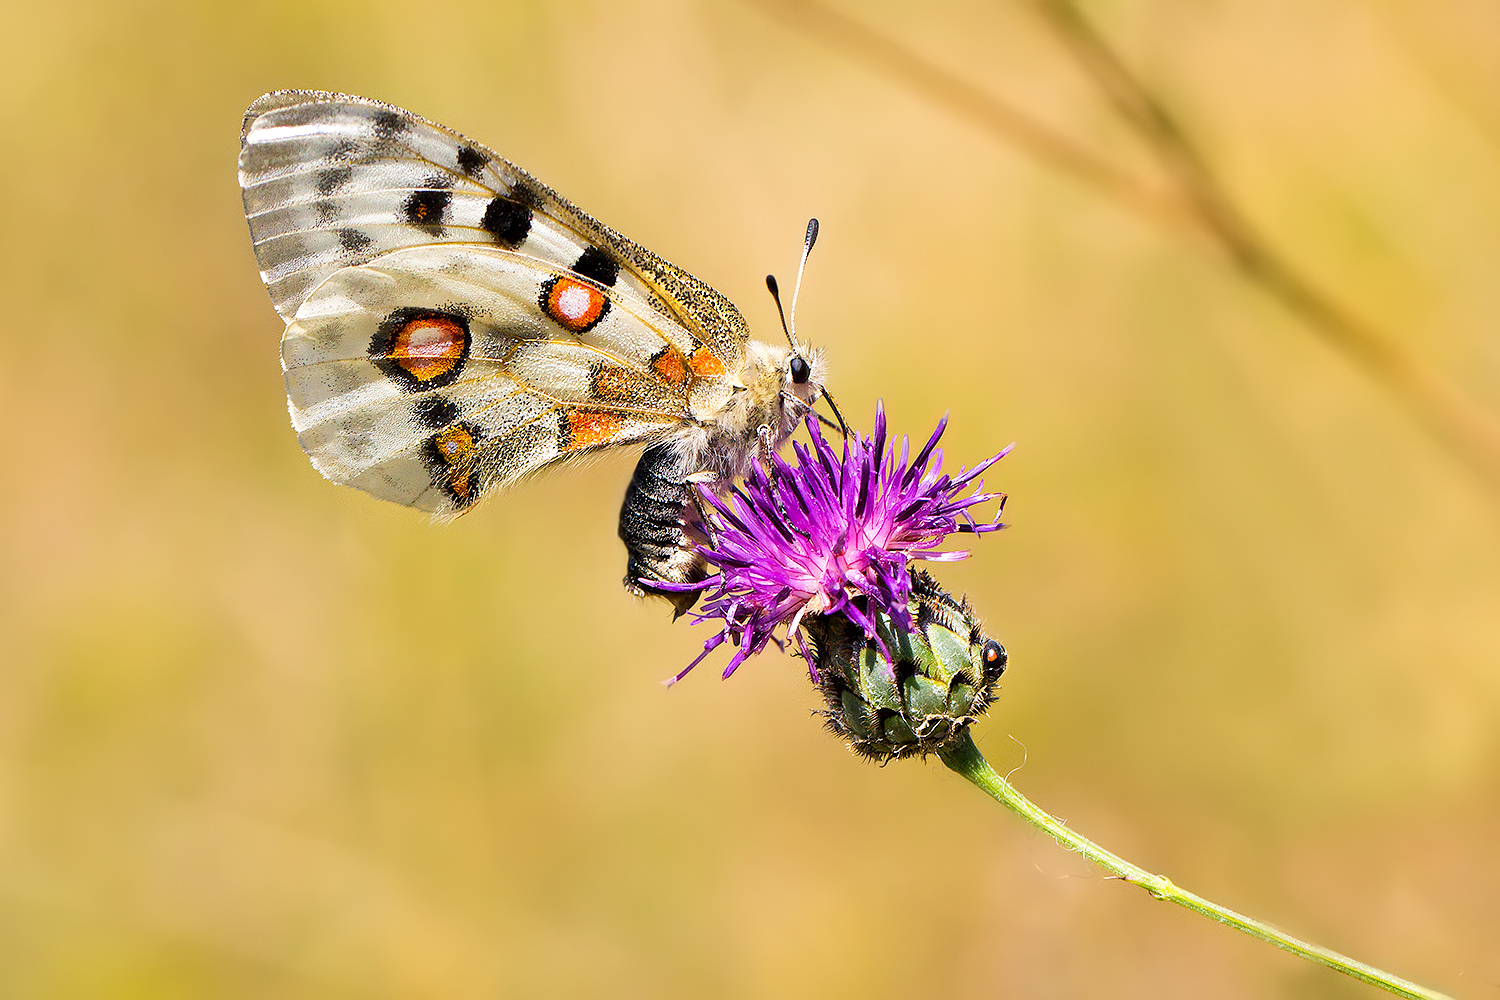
[394,317,465,379]
[370,309,471,391]
[541,276,608,333]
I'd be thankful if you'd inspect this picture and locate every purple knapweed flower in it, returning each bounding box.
[661,401,1012,684]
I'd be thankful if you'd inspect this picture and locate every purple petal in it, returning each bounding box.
[667,402,1011,681]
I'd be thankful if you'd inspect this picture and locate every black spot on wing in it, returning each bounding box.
[403,187,451,230]
[508,180,543,210]
[412,396,459,429]
[338,228,373,254]
[571,246,619,287]
[316,167,352,195]
[456,145,488,178]
[328,139,358,163]
[481,197,532,246]
[372,110,407,139]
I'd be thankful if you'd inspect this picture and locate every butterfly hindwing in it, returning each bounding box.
[282,244,701,514]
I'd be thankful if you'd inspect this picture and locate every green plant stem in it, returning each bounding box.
[938,731,1452,1000]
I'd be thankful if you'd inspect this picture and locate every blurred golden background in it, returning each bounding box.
[2,0,1498,995]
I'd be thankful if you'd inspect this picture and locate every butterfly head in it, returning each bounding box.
[736,340,825,436]
[777,340,829,430]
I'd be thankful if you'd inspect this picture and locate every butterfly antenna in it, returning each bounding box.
[768,219,848,438]
[765,274,796,351]
[789,218,818,343]
[764,219,819,350]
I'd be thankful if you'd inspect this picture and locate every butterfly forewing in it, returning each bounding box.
[238,90,746,375]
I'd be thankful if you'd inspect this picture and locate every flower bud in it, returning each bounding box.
[804,569,1007,760]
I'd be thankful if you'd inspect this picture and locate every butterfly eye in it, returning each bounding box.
[789,355,811,385]
[981,640,1007,676]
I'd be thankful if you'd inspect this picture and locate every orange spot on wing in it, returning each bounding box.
[651,345,689,387]
[389,315,466,382]
[442,469,477,502]
[564,409,626,450]
[543,277,608,333]
[689,346,725,379]
[431,424,477,462]
[426,424,481,505]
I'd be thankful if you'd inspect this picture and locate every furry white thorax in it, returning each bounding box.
[673,339,827,483]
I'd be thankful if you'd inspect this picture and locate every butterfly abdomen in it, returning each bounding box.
[619,441,711,616]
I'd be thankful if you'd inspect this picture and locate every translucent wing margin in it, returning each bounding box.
[239,90,749,369]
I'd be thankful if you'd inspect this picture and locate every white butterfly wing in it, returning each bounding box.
[239,90,748,365]
[282,244,734,513]
[239,91,749,514]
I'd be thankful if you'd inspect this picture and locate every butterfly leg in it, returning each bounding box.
[755,423,777,464]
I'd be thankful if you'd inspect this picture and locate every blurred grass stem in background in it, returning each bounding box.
[750,0,1187,227]
[755,0,1500,499]
[939,732,1454,1000]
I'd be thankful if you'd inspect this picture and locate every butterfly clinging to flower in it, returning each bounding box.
[238,91,843,611]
